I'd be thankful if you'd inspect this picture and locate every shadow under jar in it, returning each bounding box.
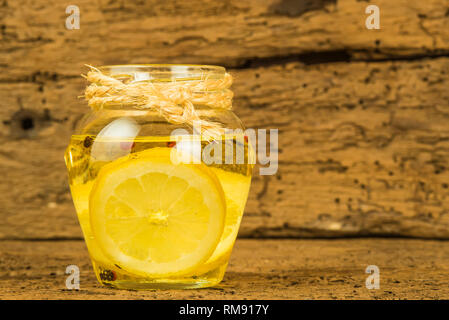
[64,65,253,289]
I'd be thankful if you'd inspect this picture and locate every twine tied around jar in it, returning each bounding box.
[82,65,234,139]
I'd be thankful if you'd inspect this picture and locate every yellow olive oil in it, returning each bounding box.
[65,134,252,289]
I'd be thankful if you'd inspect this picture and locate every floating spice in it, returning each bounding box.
[99,269,117,282]
[83,136,93,148]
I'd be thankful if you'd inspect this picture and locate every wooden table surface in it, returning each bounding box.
[1,238,448,300]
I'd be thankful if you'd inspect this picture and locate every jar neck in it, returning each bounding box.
[98,64,227,84]
[91,64,232,112]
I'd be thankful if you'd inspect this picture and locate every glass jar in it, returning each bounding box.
[64,65,253,289]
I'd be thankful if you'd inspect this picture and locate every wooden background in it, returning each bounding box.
[1,0,449,240]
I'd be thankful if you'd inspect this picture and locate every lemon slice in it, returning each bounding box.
[197,168,251,273]
[89,147,226,277]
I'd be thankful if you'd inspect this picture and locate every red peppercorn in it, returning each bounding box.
[167,141,176,148]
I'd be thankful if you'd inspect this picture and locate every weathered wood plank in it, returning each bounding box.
[1,239,449,299]
[1,58,449,238]
[238,58,449,238]
[1,0,449,80]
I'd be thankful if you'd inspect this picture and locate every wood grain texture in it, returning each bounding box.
[2,239,449,299]
[2,58,449,239]
[1,0,449,80]
[239,58,449,238]
[1,0,449,239]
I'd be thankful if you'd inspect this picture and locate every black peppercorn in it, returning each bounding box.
[99,269,116,282]
[83,136,94,148]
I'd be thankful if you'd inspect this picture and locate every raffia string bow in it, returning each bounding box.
[82,65,234,138]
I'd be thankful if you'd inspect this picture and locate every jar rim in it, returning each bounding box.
[98,64,226,82]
